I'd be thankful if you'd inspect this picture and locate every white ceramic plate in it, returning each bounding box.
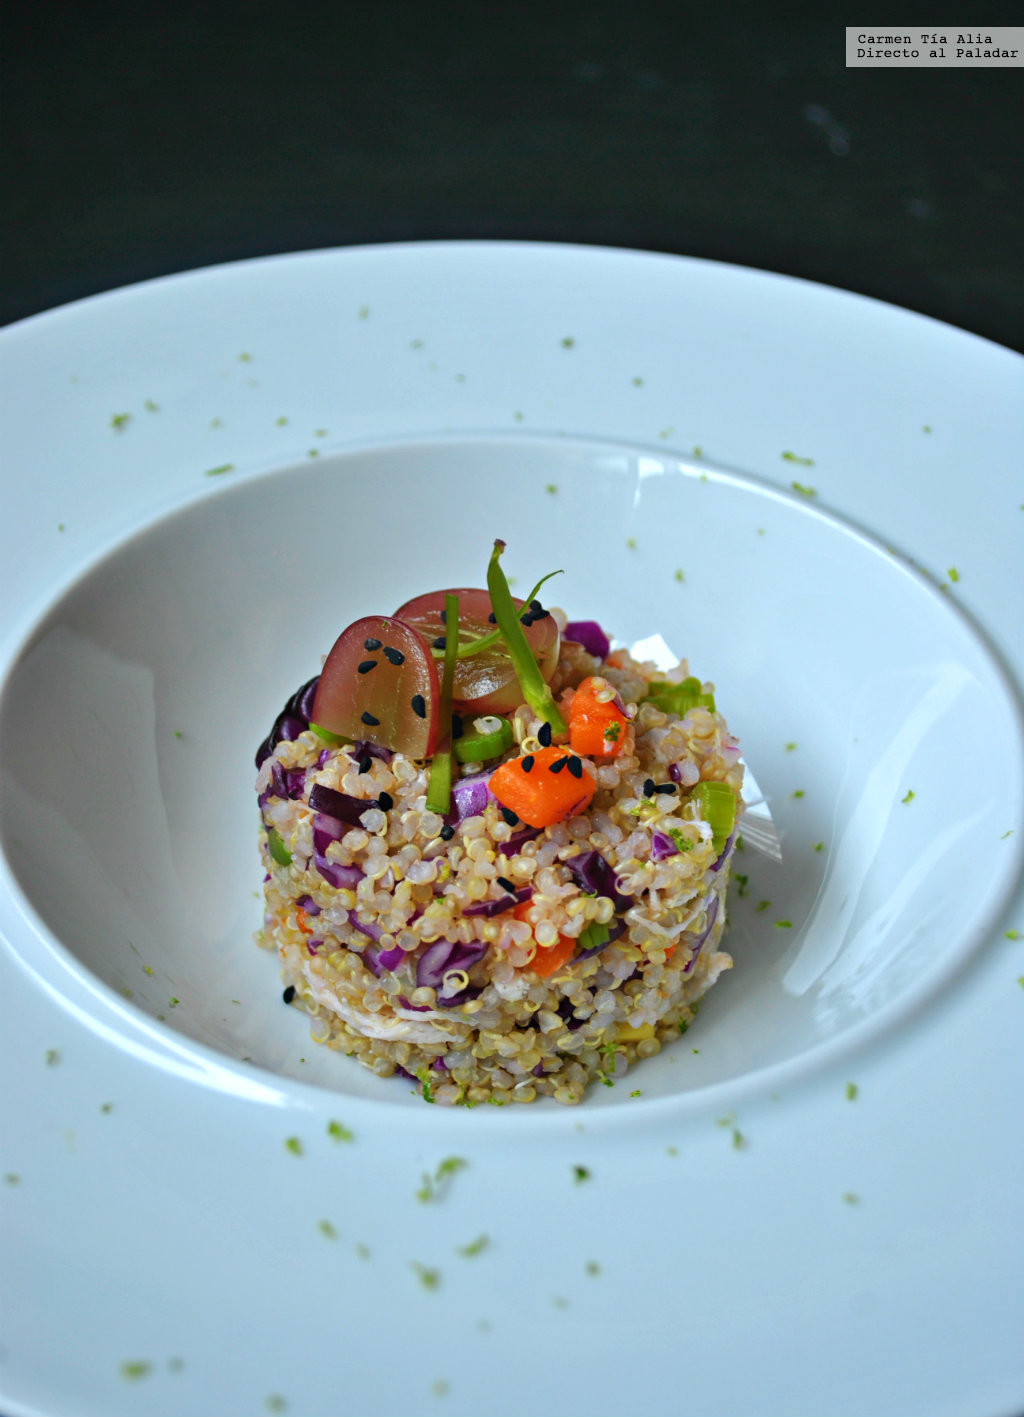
[1,243,1022,1417]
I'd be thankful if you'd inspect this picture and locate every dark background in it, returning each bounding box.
[2,1,1022,346]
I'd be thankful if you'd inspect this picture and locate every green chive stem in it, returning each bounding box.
[487,541,567,735]
[425,594,460,814]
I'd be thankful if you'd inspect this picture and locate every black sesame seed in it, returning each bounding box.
[534,607,551,620]
[358,755,372,774]
[357,660,377,674]
[487,612,497,623]
[363,637,382,651]
[282,985,296,1004]
[521,754,534,772]
[451,714,464,738]
[383,646,404,665]
[549,756,567,774]
[432,635,447,649]
[361,711,381,726]
[499,806,519,826]
[496,876,516,893]
[643,778,656,797]
[654,782,677,794]
[567,756,583,778]
[530,600,542,612]
[521,612,536,626]
[440,824,456,841]
[439,608,447,623]
[538,722,552,747]
[377,791,394,811]
[410,694,426,718]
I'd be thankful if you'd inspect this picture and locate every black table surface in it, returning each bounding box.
[3,0,1022,352]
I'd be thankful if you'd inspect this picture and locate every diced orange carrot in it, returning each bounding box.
[489,745,595,828]
[513,901,576,977]
[567,676,628,758]
[296,908,314,935]
[530,934,577,977]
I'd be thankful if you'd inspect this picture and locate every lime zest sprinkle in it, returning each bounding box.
[456,1234,490,1257]
[545,482,558,494]
[901,789,915,803]
[947,566,960,583]
[781,450,815,466]
[560,336,575,348]
[814,842,824,852]
[416,1156,468,1202]
[674,568,685,583]
[755,900,771,912]
[284,1136,303,1156]
[110,412,131,431]
[412,1261,441,1290]
[784,741,797,751]
[791,789,805,799]
[842,1192,861,1205]
[1004,929,1021,941]
[119,1361,153,1381]
[790,481,817,497]
[318,1219,338,1239]
[845,1081,858,1100]
[572,1164,591,1184]
[326,1119,354,1142]
[204,463,235,477]
[144,398,159,412]
[774,919,793,929]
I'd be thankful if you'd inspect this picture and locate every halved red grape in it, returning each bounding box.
[311,616,440,759]
[393,588,559,715]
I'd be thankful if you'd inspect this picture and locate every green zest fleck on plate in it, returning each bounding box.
[416,1155,468,1202]
[412,1261,441,1291]
[119,1361,153,1381]
[204,463,235,477]
[781,450,815,466]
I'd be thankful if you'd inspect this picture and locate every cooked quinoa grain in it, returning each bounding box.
[254,633,742,1104]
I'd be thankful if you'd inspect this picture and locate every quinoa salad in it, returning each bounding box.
[254,542,743,1105]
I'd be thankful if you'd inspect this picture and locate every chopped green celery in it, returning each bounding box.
[453,714,514,764]
[642,676,716,716]
[425,594,459,813]
[577,921,611,953]
[487,542,567,735]
[309,721,346,746]
[690,781,736,854]
[266,826,292,865]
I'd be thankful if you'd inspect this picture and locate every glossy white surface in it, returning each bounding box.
[1,244,1022,1417]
